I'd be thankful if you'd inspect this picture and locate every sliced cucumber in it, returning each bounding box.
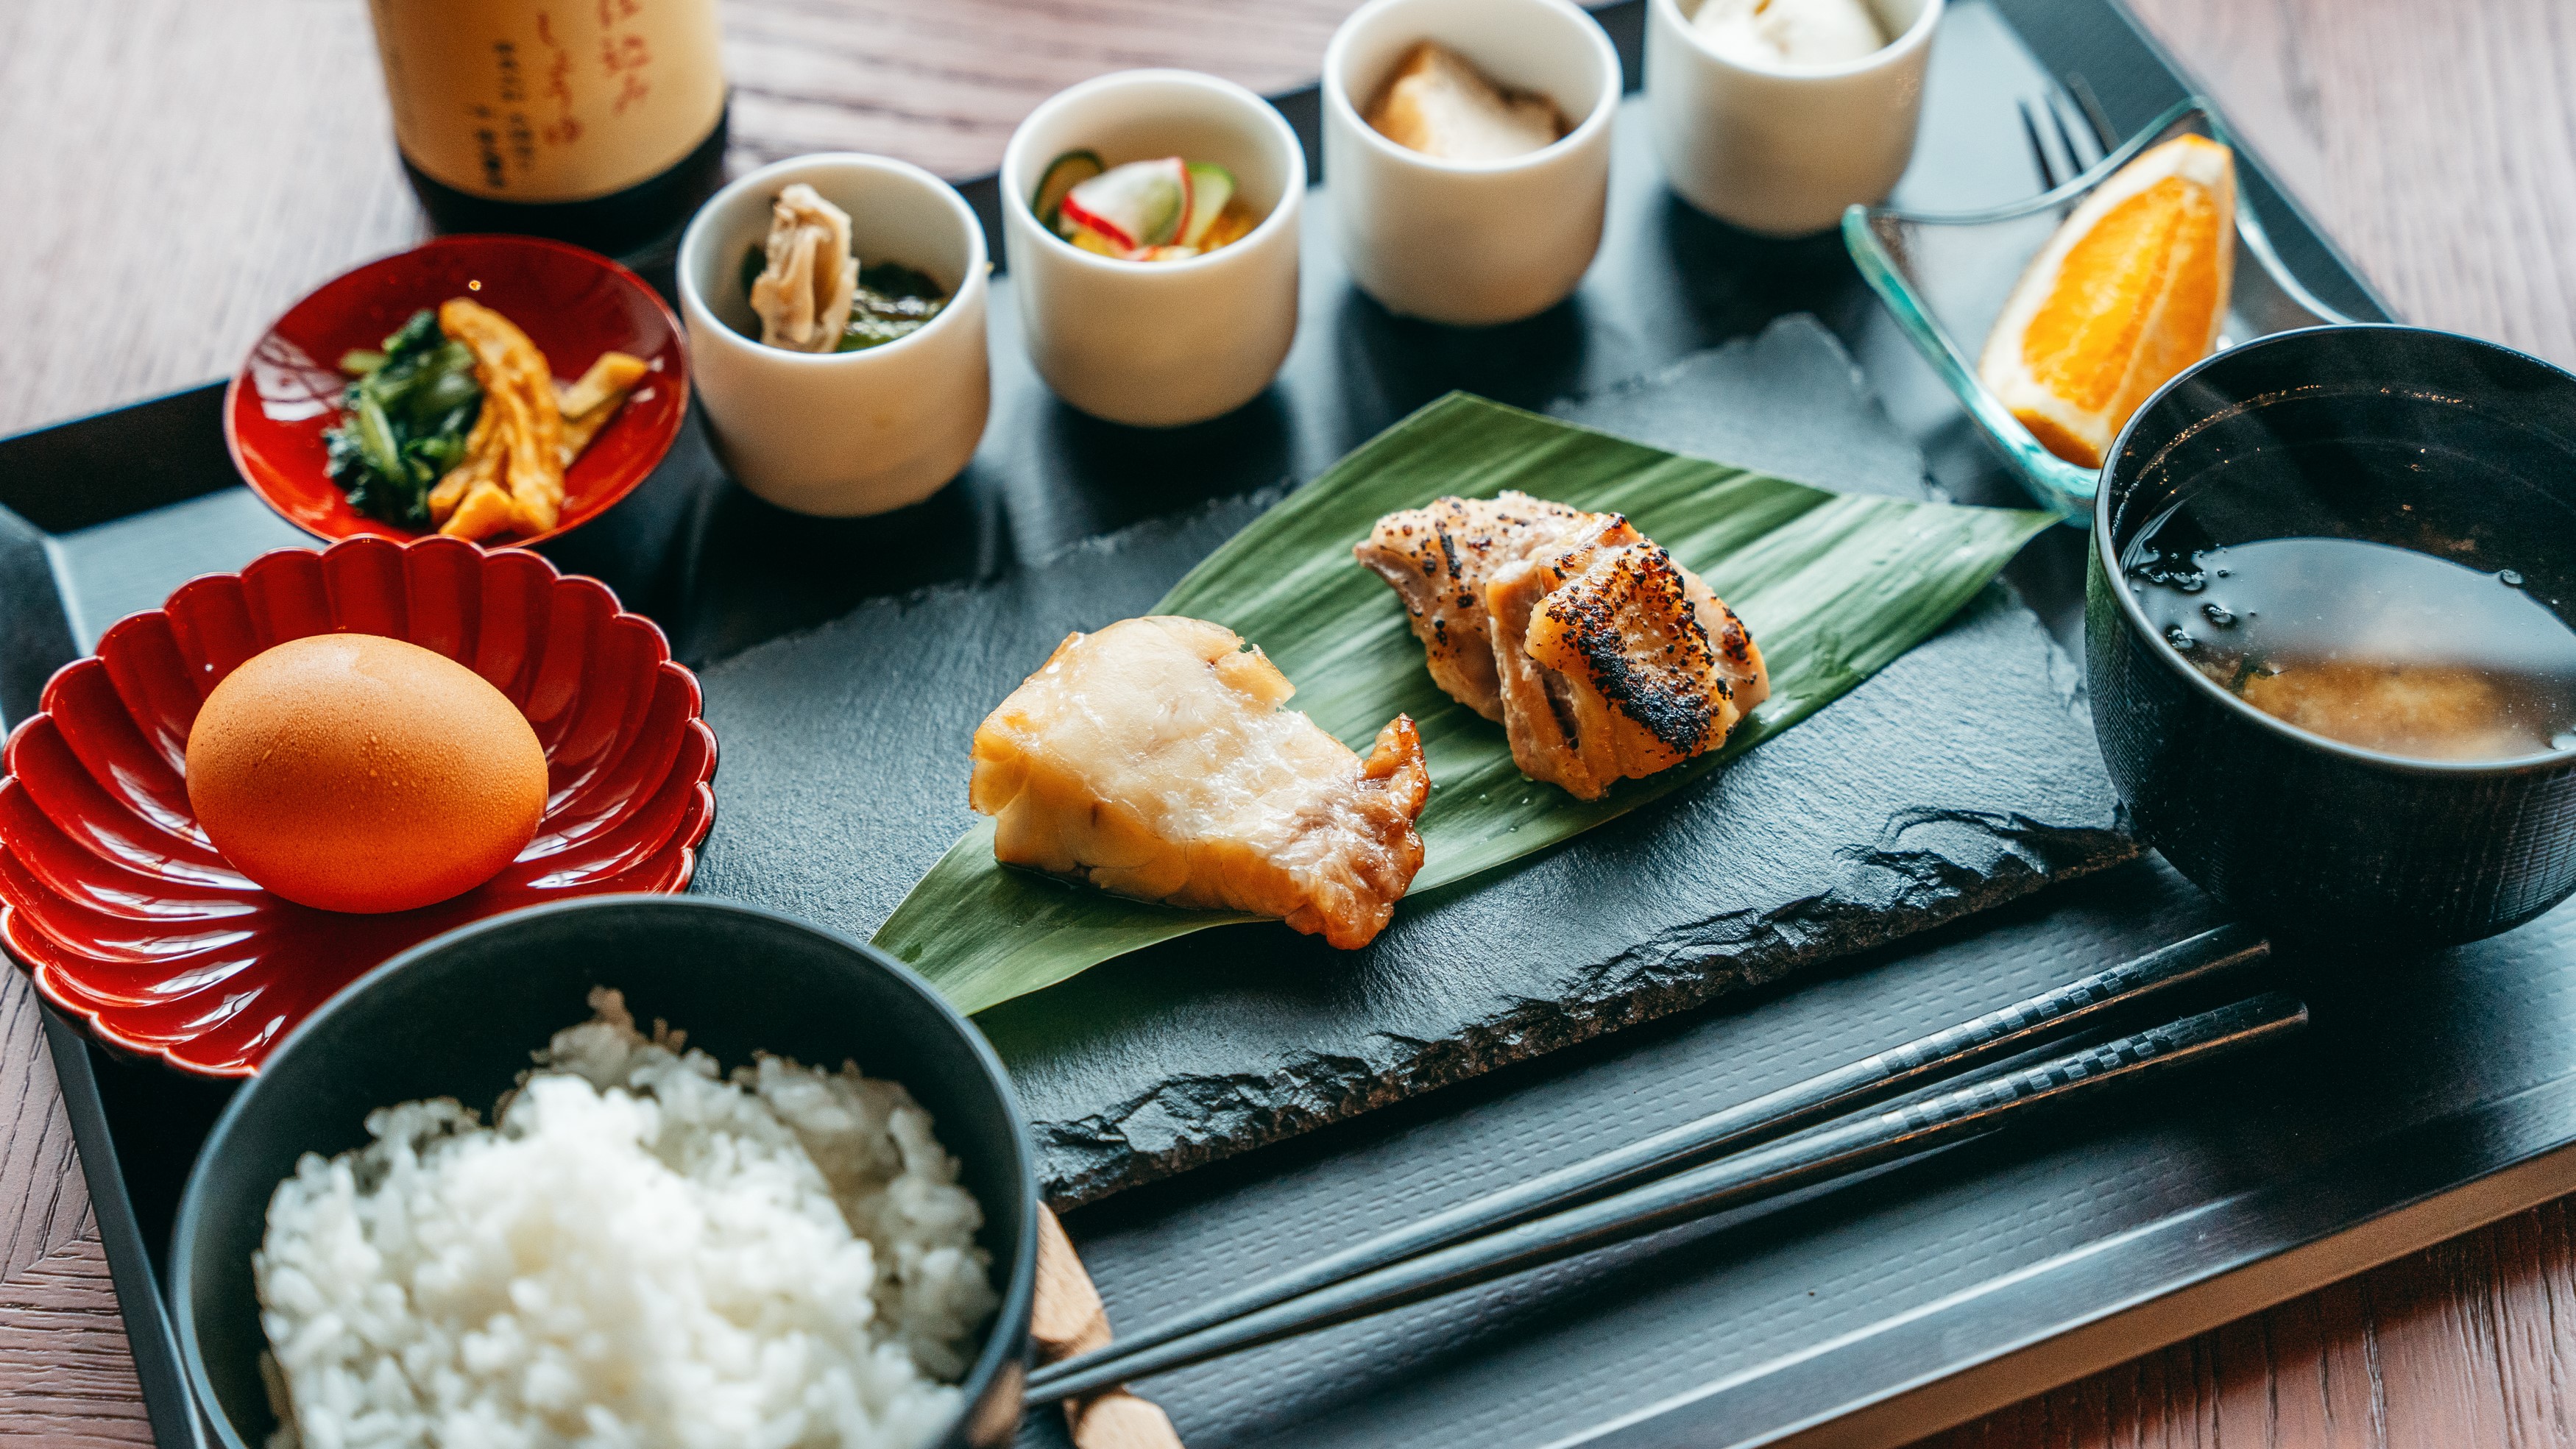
[1032,149,1106,230]
[1179,162,1236,248]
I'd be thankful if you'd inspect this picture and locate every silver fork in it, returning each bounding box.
[2017,74,2116,191]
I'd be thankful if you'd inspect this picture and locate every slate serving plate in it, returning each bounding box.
[696,325,2129,1204]
[18,5,2566,1449]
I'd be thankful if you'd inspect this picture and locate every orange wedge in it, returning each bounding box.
[1978,135,2237,470]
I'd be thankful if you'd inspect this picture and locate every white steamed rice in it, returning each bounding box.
[253,989,999,1449]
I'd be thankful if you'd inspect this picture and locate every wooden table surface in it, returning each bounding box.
[2,1,2573,1444]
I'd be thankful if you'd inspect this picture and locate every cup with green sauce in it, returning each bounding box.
[678,153,991,516]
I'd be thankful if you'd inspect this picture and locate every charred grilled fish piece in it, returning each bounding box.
[969,616,1430,949]
[1493,520,1769,798]
[1362,495,1770,801]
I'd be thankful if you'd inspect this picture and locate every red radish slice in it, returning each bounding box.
[1060,158,1189,255]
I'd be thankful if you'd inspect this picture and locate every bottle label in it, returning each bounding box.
[369,0,726,204]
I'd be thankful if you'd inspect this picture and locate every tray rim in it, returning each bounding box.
[0,1,2439,1445]
[1565,1067,2576,1447]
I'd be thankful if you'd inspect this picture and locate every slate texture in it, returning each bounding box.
[692,318,2134,1204]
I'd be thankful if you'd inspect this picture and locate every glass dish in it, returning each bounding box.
[1845,99,2357,520]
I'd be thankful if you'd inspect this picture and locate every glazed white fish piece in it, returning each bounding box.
[969,615,1431,949]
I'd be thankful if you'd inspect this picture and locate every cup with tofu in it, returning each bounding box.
[676,152,992,516]
[1645,0,1943,235]
[1322,0,1623,325]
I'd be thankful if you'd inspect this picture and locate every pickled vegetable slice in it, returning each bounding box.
[1179,163,1236,248]
[1032,149,1106,229]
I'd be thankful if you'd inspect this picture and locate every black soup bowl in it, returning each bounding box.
[170,894,1039,1448]
[2090,325,2576,946]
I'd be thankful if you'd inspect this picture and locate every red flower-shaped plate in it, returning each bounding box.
[226,233,688,548]
[0,536,717,1076]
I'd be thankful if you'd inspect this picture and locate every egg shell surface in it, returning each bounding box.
[183,633,550,914]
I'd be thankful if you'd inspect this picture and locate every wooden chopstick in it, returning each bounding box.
[1027,923,2266,1401]
[1033,1204,1187,1449]
[1030,989,2305,1401]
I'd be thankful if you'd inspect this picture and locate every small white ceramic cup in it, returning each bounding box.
[1323,0,1621,326]
[677,153,991,515]
[1645,0,1943,237]
[1000,71,1304,428]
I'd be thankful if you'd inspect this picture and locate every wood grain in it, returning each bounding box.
[1,0,2575,1445]
[2124,0,2576,370]
[1915,1203,2576,1449]
[0,974,150,1445]
[722,0,1363,175]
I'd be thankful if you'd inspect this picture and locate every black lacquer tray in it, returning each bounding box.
[13,4,2575,1448]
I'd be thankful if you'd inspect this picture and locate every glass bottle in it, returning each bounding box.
[366,0,729,256]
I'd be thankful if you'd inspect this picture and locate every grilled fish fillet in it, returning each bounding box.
[1358,494,1769,801]
[969,616,1431,949]
[1352,492,1598,720]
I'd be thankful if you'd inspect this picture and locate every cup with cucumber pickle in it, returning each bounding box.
[1001,70,1306,428]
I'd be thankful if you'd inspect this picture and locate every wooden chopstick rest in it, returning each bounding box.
[1032,1203,1114,1359]
[1065,1392,1187,1449]
[1033,1204,1186,1449]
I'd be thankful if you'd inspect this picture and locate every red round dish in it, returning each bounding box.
[226,234,688,548]
[0,536,718,1077]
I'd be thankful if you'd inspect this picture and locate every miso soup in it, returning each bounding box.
[2124,489,2576,763]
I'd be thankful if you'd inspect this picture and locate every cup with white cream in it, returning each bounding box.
[1645,0,1942,236]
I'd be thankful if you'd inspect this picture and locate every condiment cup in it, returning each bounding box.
[2091,325,2576,947]
[1322,0,1621,326]
[1001,70,1304,428]
[171,895,1041,1448]
[1645,0,1942,236]
[678,153,991,516]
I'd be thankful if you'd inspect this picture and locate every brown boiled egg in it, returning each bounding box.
[184,633,549,913]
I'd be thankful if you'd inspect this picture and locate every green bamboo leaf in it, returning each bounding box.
[875,394,2054,1016]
